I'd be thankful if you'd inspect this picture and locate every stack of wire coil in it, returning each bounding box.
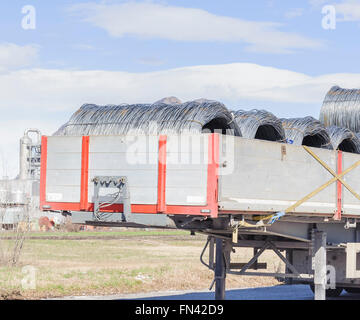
[54,101,242,137]
[54,87,360,155]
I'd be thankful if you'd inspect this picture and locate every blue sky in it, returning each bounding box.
[3,0,359,75]
[2,0,360,176]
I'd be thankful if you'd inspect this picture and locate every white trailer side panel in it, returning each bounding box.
[218,136,338,215]
[46,136,82,203]
[165,135,208,206]
[88,135,159,204]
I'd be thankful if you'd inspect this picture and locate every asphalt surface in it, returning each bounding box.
[54,284,360,300]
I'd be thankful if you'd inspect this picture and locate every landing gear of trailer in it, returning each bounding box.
[201,229,342,300]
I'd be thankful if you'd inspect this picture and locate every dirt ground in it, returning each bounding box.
[0,230,282,299]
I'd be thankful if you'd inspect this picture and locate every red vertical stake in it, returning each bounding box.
[157,135,167,213]
[335,150,342,220]
[207,133,219,218]
[39,136,48,209]
[80,136,90,210]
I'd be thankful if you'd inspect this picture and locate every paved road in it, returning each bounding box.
[56,284,360,300]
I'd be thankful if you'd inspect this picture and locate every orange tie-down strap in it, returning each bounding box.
[239,146,360,230]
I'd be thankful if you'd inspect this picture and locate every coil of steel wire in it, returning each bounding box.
[327,126,360,153]
[280,116,332,148]
[320,86,360,132]
[232,109,285,141]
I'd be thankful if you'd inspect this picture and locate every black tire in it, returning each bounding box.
[309,284,343,298]
[345,287,360,294]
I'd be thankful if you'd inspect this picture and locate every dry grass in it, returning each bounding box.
[0,231,283,299]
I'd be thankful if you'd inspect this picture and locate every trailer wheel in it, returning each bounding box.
[344,287,360,294]
[309,284,343,298]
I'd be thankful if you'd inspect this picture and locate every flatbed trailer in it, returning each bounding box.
[40,133,360,300]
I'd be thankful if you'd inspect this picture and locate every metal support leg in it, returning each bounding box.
[312,230,327,300]
[285,249,294,285]
[215,238,226,300]
[253,248,259,270]
[209,237,215,270]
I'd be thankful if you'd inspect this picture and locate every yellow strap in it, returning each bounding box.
[232,226,238,243]
[238,220,260,228]
[243,146,360,226]
[285,147,360,213]
[252,214,276,221]
[303,146,360,202]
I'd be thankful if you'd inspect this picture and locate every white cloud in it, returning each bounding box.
[0,63,359,111]
[285,8,305,19]
[2,62,360,177]
[73,43,97,50]
[69,1,322,54]
[309,0,329,7]
[137,57,166,66]
[310,0,360,21]
[335,0,360,21]
[0,43,39,72]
